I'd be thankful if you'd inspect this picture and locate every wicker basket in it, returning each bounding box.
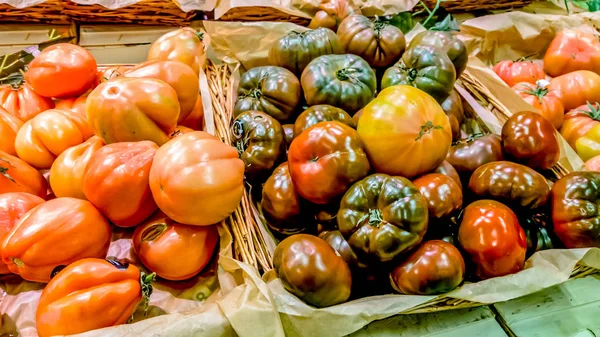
[0,0,70,24]
[217,6,311,26]
[421,0,533,13]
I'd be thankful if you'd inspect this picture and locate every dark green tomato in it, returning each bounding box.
[318,230,366,269]
[446,134,504,174]
[293,104,355,137]
[282,124,295,151]
[469,161,551,210]
[409,30,468,77]
[232,111,285,180]
[301,54,377,113]
[440,90,465,141]
[337,173,429,262]
[268,28,343,76]
[519,212,560,258]
[234,66,301,122]
[381,45,456,103]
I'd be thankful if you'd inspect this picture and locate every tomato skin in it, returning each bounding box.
[493,60,545,87]
[148,28,207,75]
[575,123,600,161]
[55,95,88,119]
[0,83,54,121]
[282,124,294,150]
[0,106,23,155]
[513,82,564,129]
[548,70,600,111]
[180,95,204,131]
[49,136,104,200]
[1,197,111,282]
[358,85,452,178]
[25,44,97,99]
[501,111,560,170]
[288,121,370,204]
[560,104,600,149]
[318,230,363,269]
[36,258,144,337]
[432,160,462,188]
[308,0,360,32]
[409,31,468,78]
[446,134,504,174]
[390,240,465,295]
[551,171,600,248]
[544,30,600,77]
[293,104,355,137]
[83,141,157,228]
[0,150,48,198]
[459,200,527,280]
[273,234,352,307]
[585,155,600,171]
[261,163,307,235]
[96,65,131,84]
[150,131,244,226]
[86,77,180,146]
[0,192,45,274]
[14,109,93,169]
[413,173,462,220]
[441,90,465,141]
[133,214,218,281]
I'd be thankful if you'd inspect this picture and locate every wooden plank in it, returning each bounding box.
[349,306,507,337]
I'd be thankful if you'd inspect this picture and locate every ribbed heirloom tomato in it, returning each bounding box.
[413,173,463,220]
[560,103,600,149]
[150,131,245,226]
[0,106,22,155]
[148,28,207,75]
[180,95,204,131]
[1,198,111,282]
[446,134,504,174]
[0,150,47,198]
[262,162,306,235]
[0,192,45,274]
[133,213,219,281]
[83,141,158,227]
[548,70,600,111]
[544,30,600,77]
[513,82,564,129]
[55,96,88,119]
[0,82,54,121]
[493,59,545,87]
[36,258,153,337]
[25,44,97,99]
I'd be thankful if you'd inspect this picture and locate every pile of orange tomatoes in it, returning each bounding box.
[0,28,240,337]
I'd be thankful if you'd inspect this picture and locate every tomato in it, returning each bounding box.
[232,111,285,180]
[409,30,468,77]
[1,197,111,282]
[469,161,551,210]
[561,103,600,149]
[293,104,355,137]
[519,212,559,257]
[148,28,207,75]
[282,124,294,149]
[0,192,45,274]
[273,234,352,307]
[493,59,545,87]
[310,11,338,31]
[86,77,180,146]
[49,136,104,200]
[440,90,465,141]
[318,230,364,269]
[501,111,560,169]
[172,125,194,136]
[14,108,93,169]
[446,134,504,174]
[133,214,218,281]
[180,95,204,131]
[337,173,429,262]
[0,151,47,198]
[123,60,199,122]
[432,160,462,188]
[513,82,564,129]
[552,172,600,248]
[390,240,465,295]
[234,66,301,122]
[544,30,600,77]
[96,65,131,83]
[337,14,406,68]
[413,173,462,220]
[150,131,244,226]
[585,155,600,171]
[548,70,600,111]
[308,0,360,32]
[352,109,362,124]
[261,163,307,235]
[575,122,600,161]
[0,106,22,155]
[288,121,370,204]
[358,85,452,178]
[0,82,54,121]
[36,258,153,337]
[301,54,377,113]
[382,45,456,103]
[269,28,343,76]
[24,44,97,99]
[55,95,87,119]
[459,200,526,279]
[83,141,157,227]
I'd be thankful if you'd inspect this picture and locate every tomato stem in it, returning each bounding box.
[0,167,15,183]
[195,31,204,42]
[514,53,538,62]
[415,120,444,141]
[359,209,384,228]
[141,223,168,242]
[521,83,548,104]
[12,258,23,267]
[140,271,156,317]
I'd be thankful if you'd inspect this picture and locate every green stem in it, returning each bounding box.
[358,209,384,228]
[415,120,444,140]
[140,272,156,317]
[422,0,441,27]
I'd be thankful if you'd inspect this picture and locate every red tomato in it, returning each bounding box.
[513,82,564,129]
[0,106,23,155]
[0,150,48,198]
[544,30,600,77]
[25,44,97,99]
[0,82,54,121]
[493,60,545,87]
[412,173,462,219]
[548,70,600,111]
[180,95,204,131]
[55,96,87,119]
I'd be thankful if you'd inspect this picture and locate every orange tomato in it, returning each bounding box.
[513,82,564,129]
[14,109,93,169]
[96,65,131,84]
[544,30,600,77]
[49,136,104,199]
[493,60,545,87]
[0,82,54,121]
[86,77,180,146]
[585,155,600,171]
[0,150,47,198]
[150,131,244,226]
[123,60,199,122]
[55,95,87,119]
[24,44,97,99]
[1,197,111,282]
[560,103,600,149]
[180,95,204,130]
[133,213,218,280]
[548,70,600,111]
[36,258,150,337]
[0,106,23,155]
[0,192,45,274]
[148,28,207,75]
[83,141,158,227]
[172,125,195,137]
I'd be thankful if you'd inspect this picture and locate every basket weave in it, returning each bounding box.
[0,0,70,24]
[218,6,311,26]
[421,0,533,13]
